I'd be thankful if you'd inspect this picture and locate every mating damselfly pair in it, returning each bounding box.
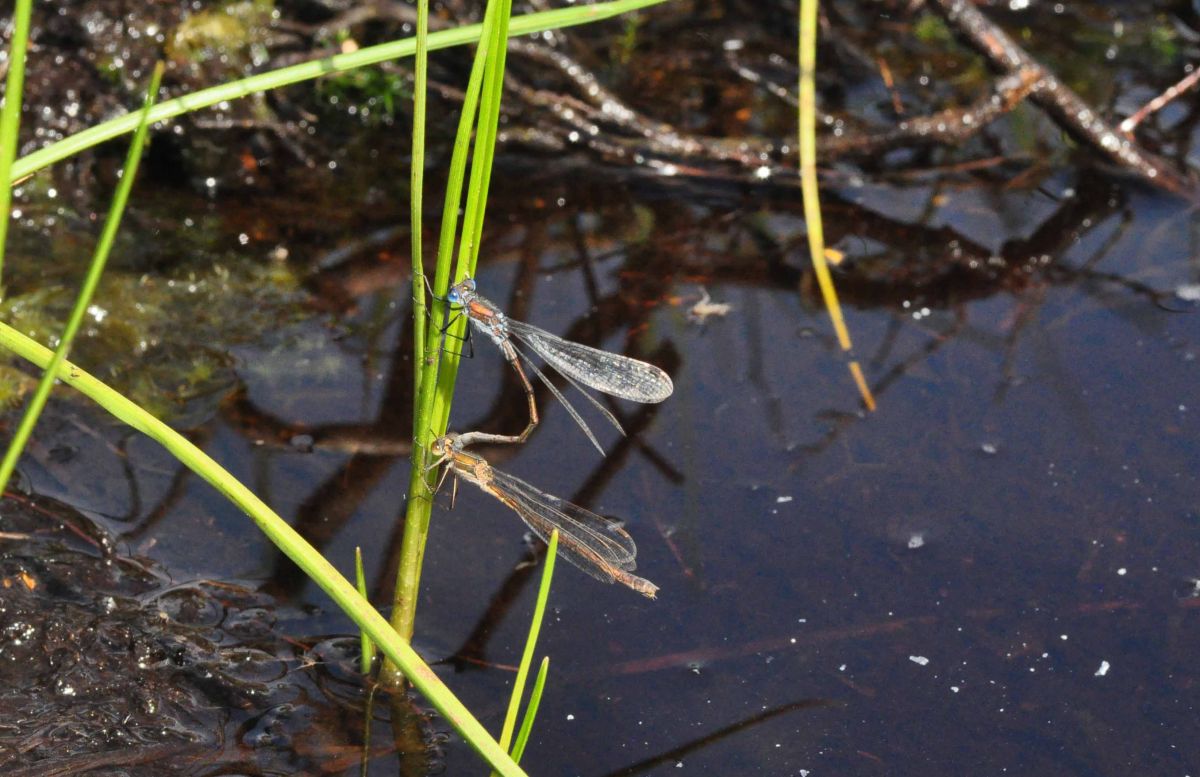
[427,276,672,598]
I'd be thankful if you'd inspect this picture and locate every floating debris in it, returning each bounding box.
[688,287,733,323]
[1176,283,1200,302]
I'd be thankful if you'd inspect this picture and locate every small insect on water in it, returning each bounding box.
[428,434,659,599]
[444,277,673,455]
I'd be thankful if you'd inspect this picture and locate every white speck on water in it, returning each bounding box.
[907,533,925,549]
[566,714,575,721]
[776,495,793,504]
[1095,661,1111,677]
[1176,284,1200,302]
[950,686,960,693]
[1117,567,1127,576]
[981,442,998,455]
[1061,634,1069,641]
[839,664,847,671]
[909,655,930,666]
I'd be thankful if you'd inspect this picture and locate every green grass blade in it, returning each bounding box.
[497,530,557,758]
[410,0,430,427]
[9,0,673,185]
[496,529,556,748]
[0,322,528,777]
[0,0,35,287]
[355,546,375,674]
[465,0,514,271]
[384,0,502,676]
[509,657,550,764]
[0,62,164,489]
[391,0,432,672]
[427,0,514,443]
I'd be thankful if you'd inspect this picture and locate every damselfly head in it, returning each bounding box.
[446,277,477,306]
[429,435,454,457]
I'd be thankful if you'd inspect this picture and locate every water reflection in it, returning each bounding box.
[9,56,1200,777]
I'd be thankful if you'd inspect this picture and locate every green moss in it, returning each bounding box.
[913,14,953,46]
[166,0,275,69]
[318,66,410,124]
[0,256,305,422]
[0,364,35,409]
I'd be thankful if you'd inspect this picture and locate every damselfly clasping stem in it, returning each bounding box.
[428,434,659,599]
[444,277,673,455]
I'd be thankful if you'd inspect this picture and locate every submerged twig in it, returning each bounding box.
[928,0,1197,197]
[1119,66,1200,137]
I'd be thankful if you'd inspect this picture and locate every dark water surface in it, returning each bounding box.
[3,3,1200,775]
[9,168,1199,776]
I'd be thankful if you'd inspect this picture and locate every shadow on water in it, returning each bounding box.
[3,1,1200,775]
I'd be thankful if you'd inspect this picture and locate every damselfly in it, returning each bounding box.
[429,434,659,598]
[444,277,673,455]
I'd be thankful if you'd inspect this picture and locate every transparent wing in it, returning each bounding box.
[507,319,673,403]
[488,467,639,577]
[507,339,622,455]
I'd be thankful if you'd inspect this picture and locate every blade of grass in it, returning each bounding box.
[387,0,520,681]
[797,0,876,411]
[9,0,673,184]
[382,2,499,683]
[509,657,550,765]
[0,62,164,489]
[427,0,514,447]
[461,0,513,273]
[355,546,375,674]
[394,0,431,669]
[0,321,528,777]
[384,0,513,685]
[410,0,430,422]
[0,0,35,287]
[496,530,558,762]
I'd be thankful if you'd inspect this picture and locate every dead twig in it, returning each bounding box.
[823,68,1040,157]
[928,0,1197,198]
[1119,66,1200,137]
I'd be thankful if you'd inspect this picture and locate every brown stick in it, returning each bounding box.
[1120,66,1200,136]
[928,0,1197,198]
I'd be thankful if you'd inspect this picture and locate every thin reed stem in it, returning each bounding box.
[383,0,507,689]
[0,0,35,289]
